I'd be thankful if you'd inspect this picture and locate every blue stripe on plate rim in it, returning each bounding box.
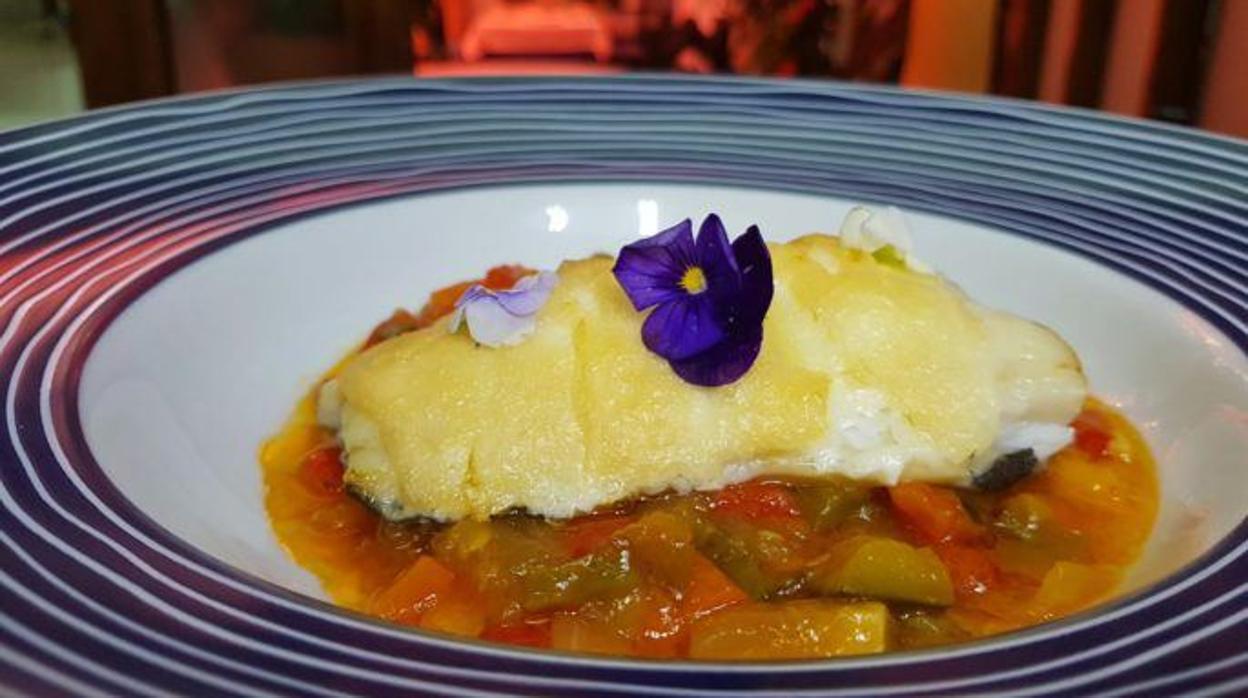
[0,74,1244,697]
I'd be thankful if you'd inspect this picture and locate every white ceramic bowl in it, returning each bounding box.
[79,183,1248,599]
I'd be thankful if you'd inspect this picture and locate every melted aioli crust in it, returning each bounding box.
[328,235,1086,521]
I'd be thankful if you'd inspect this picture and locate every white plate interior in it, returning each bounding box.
[78,184,1248,601]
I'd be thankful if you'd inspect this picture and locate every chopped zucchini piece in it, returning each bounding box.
[812,536,954,606]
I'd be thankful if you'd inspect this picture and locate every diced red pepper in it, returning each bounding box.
[410,265,536,329]
[561,513,635,557]
[482,265,533,290]
[364,309,422,348]
[633,587,685,658]
[710,480,803,523]
[297,447,344,497]
[1072,409,1113,459]
[681,554,749,620]
[888,483,987,546]
[414,280,476,327]
[935,544,1000,598]
[369,556,457,624]
[481,616,553,648]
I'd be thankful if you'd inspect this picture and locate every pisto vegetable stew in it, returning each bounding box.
[261,267,1159,660]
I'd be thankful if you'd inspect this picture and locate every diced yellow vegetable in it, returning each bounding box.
[550,614,633,655]
[995,493,1054,541]
[992,538,1059,581]
[420,597,486,637]
[1046,456,1134,513]
[689,600,888,660]
[1032,562,1120,618]
[813,536,954,606]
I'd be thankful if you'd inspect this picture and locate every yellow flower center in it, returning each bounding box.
[680,266,708,294]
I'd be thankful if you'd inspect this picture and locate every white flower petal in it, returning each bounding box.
[449,270,558,347]
[838,205,913,255]
[837,205,932,273]
[837,206,873,249]
[316,379,343,429]
[448,304,467,334]
[463,298,538,347]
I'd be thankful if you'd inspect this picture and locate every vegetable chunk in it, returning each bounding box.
[812,536,954,606]
[689,600,889,659]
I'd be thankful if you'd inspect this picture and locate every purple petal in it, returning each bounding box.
[449,284,492,333]
[453,284,493,308]
[695,214,742,302]
[494,272,558,315]
[641,295,727,361]
[612,219,697,310]
[727,225,774,327]
[668,324,763,387]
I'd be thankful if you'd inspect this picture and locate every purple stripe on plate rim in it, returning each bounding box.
[0,75,1245,697]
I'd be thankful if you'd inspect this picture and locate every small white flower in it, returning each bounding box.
[316,379,342,429]
[449,272,558,347]
[839,205,913,254]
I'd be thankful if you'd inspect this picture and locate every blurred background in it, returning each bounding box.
[1,0,1244,136]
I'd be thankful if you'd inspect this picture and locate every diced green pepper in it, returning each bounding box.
[617,510,696,586]
[892,608,970,649]
[695,519,804,600]
[871,245,907,268]
[794,479,873,531]
[517,545,638,613]
[993,493,1087,566]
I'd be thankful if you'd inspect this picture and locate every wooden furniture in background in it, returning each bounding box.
[900,0,1233,135]
[67,0,175,108]
[1200,0,1248,138]
[1099,0,1167,116]
[1036,0,1115,107]
[1148,0,1216,125]
[60,0,1243,137]
[901,0,999,93]
[993,0,1050,98]
[66,0,425,108]
[342,0,422,73]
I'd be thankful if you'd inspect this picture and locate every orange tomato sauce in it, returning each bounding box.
[261,268,1159,660]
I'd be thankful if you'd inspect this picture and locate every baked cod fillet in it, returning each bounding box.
[320,234,1086,521]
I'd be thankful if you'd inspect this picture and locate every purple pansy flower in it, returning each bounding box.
[612,214,773,387]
